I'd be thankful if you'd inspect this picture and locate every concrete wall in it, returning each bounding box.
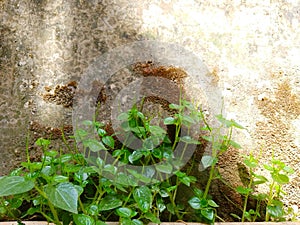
[0,0,299,214]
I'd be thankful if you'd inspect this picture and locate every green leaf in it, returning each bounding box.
[132,219,143,225]
[0,206,6,215]
[202,135,212,142]
[253,174,268,185]
[59,154,73,163]
[182,100,196,110]
[144,212,160,224]
[264,164,274,171]
[164,117,176,125]
[193,188,204,198]
[272,173,289,184]
[102,136,115,148]
[53,175,69,183]
[244,158,258,168]
[230,213,241,220]
[201,208,214,221]
[73,214,95,225]
[283,166,294,174]
[97,128,107,137]
[82,120,94,126]
[137,111,145,119]
[167,203,175,214]
[87,204,99,216]
[129,150,144,163]
[253,193,268,201]
[44,150,58,158]
[120,218,132,225]
[188,197,202,209]
[35,138,51,147]
[98,195,122,211]
[182,115,196,126]
[96,221,108,225]
[166,185,177,192]
[0,176,34,197]
[180,136,200,144]
[127,169,152,183]
[64,164,82,173]
[201,155,215,169]
[149,126,167,136]
[216,114,245,129]
[229,140,242,149]
[133,186,152,213]
[116,207,134,218]
[169,103,184,110]
[115,172,138,187]
[208,200,219,207]
[267,205,284,218]
[236,186,253,195]
[103,164,117,174]
[156,197,166,212]
[175,171,196,186]
[152,148,163,159]
[8,198,23,208]
[25,207,39,216]
[83,139,107,152]
[45,182,79,213]
[143,137,155,150]
[159,189,169,198]
[244,211,252,221]
[75,129,88,139]
[117,112,129,121]
[155,162,173,174]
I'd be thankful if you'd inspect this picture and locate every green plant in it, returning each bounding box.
[187,113,245,223]
[0,99,246,225]
[232,151,295,222]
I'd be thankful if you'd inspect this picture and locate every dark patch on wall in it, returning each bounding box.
[42,81,77,107]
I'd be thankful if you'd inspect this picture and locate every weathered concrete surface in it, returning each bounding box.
[0,0,299,220]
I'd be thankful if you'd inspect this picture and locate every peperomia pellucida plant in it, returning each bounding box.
[0,97,295,224]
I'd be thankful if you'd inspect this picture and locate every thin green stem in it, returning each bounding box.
[25,132,31,167]
[0,198,16,219]
[122,188,133,207]
[78,198,86,214]
[253,199,261,222]
[265,181,275,222]
[203,135,217,199]
[34,185,62,225]
[241,168,253,222]
[203,163,215,199]
[61,128,73,153]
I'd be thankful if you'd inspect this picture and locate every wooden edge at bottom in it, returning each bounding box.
[0,222,299,225]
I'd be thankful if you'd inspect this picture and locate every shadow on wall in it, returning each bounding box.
[0,0,144,175]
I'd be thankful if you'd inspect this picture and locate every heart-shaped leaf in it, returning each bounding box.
[73,214,95,225]
[98,195,122,211]
[133,186,152,213]
[45,182,79,213]
[0,176,34,197]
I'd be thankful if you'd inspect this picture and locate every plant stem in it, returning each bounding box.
[34,185,62,225]
[78,198,87,214]
[61,128,73,153]
[0,198,15,219]
[241,168,253,222]
[203,135,217,199]
[265,181,275,222]
[203,163,215,199]
[25,132,31,166]
[253,199,261,222]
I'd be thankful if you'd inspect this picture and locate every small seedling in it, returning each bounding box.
[232,151,294,222]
